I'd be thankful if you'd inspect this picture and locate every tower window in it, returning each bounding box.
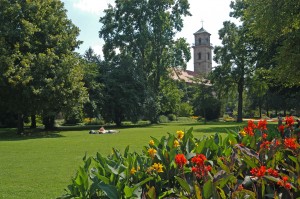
[198,52,201,60]
[207,53,210,60]
[198,38,201,45]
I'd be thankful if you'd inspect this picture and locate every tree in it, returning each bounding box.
[0,0,87,132]
[212,21,255,122]
[236,0,300,87]
[82,48,103,120]
[99,0,191,123]
[159,78,183,115]
[100,54,146,126]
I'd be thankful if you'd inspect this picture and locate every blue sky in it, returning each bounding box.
[62,0,237,70]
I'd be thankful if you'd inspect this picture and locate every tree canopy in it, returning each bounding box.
[99,0,191,123]
[0,0,87,132]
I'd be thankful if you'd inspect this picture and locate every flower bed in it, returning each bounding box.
[58,117,300,198]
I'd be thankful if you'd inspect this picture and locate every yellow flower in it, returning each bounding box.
[130,167,137,175]
[148,148,157,159]
[149,140,155,146]
[177,130,184,140]
[151,163,164,173]
[137,166,140,171]
[239,130,246,137]
[173,140,180,147]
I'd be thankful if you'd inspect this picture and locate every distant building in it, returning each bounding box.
[172,25,213,83]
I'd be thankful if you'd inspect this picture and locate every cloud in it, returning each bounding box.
[73,0,114,15]
[91,44,103,58]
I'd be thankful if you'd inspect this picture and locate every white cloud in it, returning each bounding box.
[91,44,103,58]
[73,0,114,15]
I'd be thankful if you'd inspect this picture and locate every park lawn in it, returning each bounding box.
[0,121,244,199]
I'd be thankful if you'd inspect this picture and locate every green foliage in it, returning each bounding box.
[158,115,169,123]
[99,0,191,123]
[0,0,87,132]
[59,120,300,198]
[178,102,194,117]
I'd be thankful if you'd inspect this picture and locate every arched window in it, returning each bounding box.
[198,52,201,60]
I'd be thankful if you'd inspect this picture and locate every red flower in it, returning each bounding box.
[278,125,285,134]
[191,154,207,166]
[250,166,266,178]
[175,154,187,168]
[257,119,267,131]
[285,116,294,127]
[278,176,292,190]
[191,154,211,179]
[260,141,270,149]
[267,168,279,177]
[244,126,254,136]
[284,138,298,150]
[262,133,268,139]
[248,120,257,129]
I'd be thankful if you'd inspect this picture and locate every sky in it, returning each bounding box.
[62,0,238,70]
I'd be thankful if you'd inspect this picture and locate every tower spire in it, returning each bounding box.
[201,19,204,28]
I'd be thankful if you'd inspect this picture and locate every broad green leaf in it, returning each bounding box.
[203,180,213,199]
[174,176,191,193]
[97,182,119,199]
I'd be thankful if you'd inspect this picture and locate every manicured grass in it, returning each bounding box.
[0,121,244,199]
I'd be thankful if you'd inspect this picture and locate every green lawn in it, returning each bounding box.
[0,121,244,199]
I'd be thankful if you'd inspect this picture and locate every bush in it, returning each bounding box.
[158,115,169,123]
[178,102,193,117]
[167,114,177,121]
[59,119,300,198]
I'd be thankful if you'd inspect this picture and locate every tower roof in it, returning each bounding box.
[194,27,210,35]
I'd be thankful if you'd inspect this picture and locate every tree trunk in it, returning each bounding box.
[30,114,36,129]
[43,115,55,130]
[17,113,24,134]
[237,79,244,123]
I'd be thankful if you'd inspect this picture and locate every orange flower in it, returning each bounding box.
[284,138,298,150]
[277,176,292,190]
[175,154,187,168]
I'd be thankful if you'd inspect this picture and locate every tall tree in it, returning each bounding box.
[212,21,255,122]
[0,0,87,132]
[99,0,191,123]
[236,0,300,87]
[100,54,146,126]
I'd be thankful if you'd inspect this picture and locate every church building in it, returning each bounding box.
[172,25,213,83]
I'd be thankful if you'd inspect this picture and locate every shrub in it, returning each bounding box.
[178,102,193,117]
[59,119,300,199]
[167,114,177,121]
[158,115,169,123]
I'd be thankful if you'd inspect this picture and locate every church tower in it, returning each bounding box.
[192,25,213,75]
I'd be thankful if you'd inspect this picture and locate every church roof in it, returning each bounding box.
[194,27,210,35]
[170,68,211,85]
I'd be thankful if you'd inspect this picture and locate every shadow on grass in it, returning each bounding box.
[0,127,64,141]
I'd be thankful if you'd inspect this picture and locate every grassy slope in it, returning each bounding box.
[0,121,244,199]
